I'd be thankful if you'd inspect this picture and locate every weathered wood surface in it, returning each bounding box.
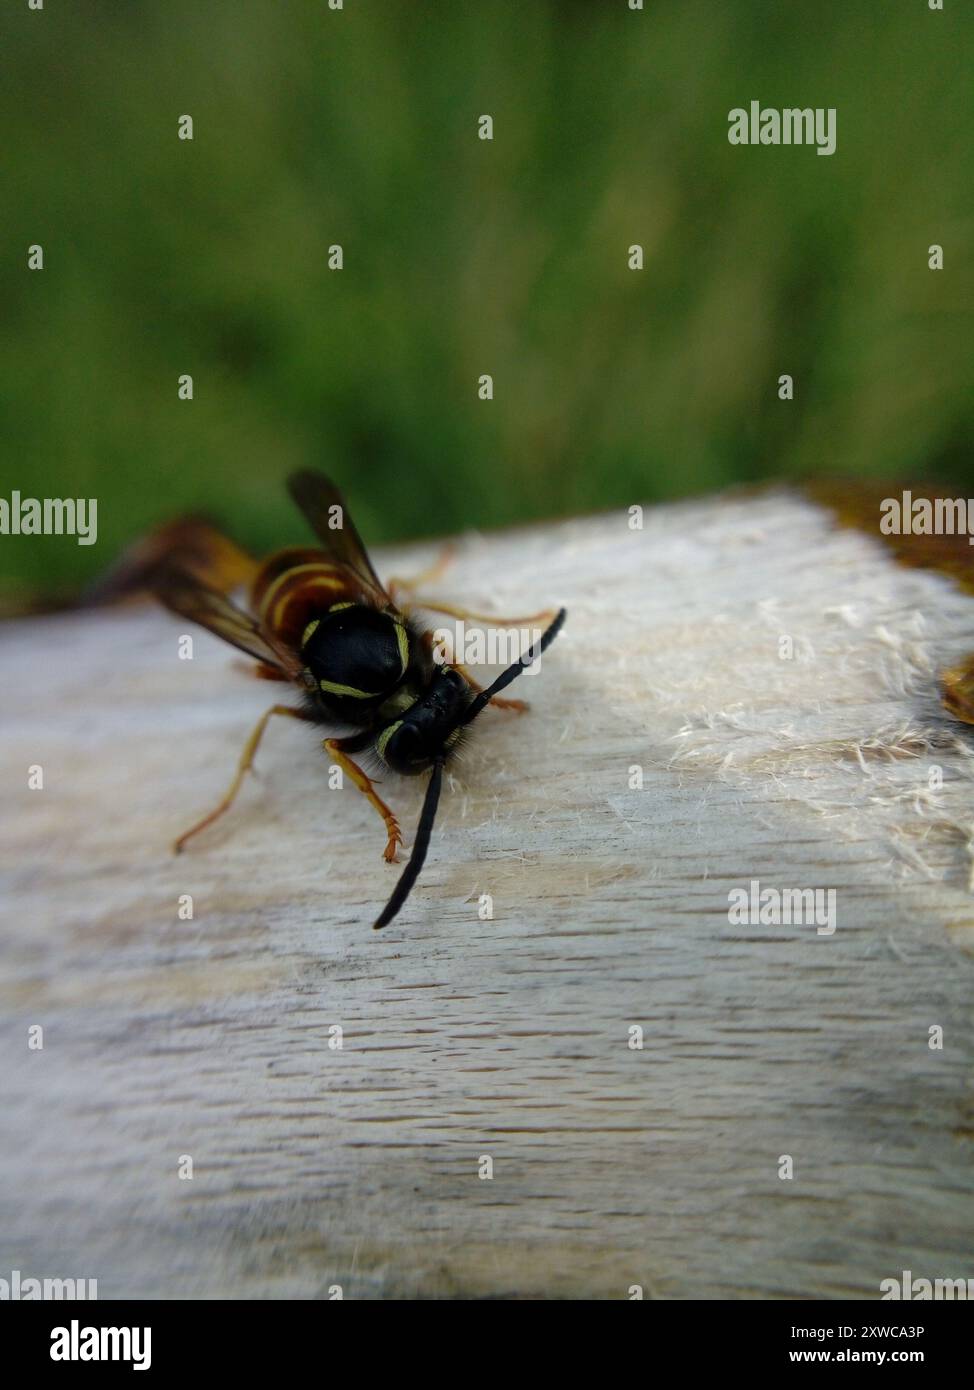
[1,489,973,1299]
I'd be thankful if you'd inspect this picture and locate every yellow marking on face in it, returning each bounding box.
[329,601,355,612]
[301,618,320,647]
[375,720,403,764]
[319,679,377,699]
[377,686,418,721]
[394,621,409,674]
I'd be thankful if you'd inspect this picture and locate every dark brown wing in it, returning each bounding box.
[151,561,303,679]
[287,470,389,599]
[85,517,258,606]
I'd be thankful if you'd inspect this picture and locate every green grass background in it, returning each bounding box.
[1,0,971,589]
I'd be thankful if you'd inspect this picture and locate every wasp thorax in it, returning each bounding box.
[302,603,409,705]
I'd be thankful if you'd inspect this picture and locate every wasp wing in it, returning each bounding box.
[287,470,389,600]
[86,517,258,606]
[151,562,303,679]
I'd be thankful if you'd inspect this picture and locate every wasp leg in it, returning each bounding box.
[231,659,290,681]
[452,661,529,713]
[386,543,456,604]
[410,608,556,710]
[415,629,525,709]
[324,737,403,863]
[402,598,558,629]
[174,704,312,853]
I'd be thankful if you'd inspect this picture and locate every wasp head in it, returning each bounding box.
[375,667,473,774]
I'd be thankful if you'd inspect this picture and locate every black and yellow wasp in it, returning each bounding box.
[101,472,566,929]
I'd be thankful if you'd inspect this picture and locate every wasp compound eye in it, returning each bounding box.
[378,719,432,775]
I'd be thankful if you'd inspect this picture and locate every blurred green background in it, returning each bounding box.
[2,0,971,591]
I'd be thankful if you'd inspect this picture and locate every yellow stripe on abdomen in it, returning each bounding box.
[258,564,358,640]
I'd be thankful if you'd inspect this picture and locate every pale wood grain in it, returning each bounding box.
[1,489,973,1299]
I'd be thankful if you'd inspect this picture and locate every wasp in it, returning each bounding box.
[100,472,565,929]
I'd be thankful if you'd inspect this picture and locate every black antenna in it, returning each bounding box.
[372,607,566,930]
[463,607,566,725]
[373,756,445,930]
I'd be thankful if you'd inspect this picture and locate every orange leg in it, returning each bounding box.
[325,737,403,863]
[453,661,528,713]
[231,659,289,681]
[411,606,557,711]
[387,544,457,604]
[174,704,312,853]
[253,661,289,681]
[403,599,558,628]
